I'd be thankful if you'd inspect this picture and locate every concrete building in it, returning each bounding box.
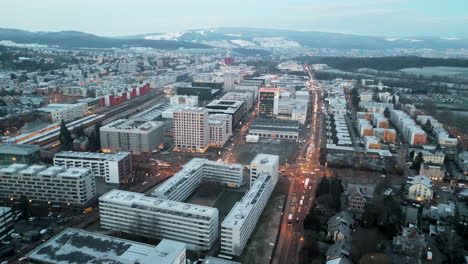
[389,110,427,145]
[0,144,41,165]
[0,206,14,241]
[457,151,468,175]
[99,190,218,251]
[407,175,433,202]
[420,163,445,181]
[221,91,254,110]
[100,119,164,154]
[170,95,199,107]
[209,114,232,147]
[173,107,210,152]
[118,61,138,73]
[249,118,300,141]
[250,153,279,187]
[0,164,96,206]
[258,87,280,118]
[392,227,427,258]
[223,72,237,91]
[151,158,243,201]
[373,128,397,143]
[27,228,186,264]
[38,103,87,123]
[412,150,445,164]
[53,151,132,184]
[177,86,221,102]
[206,100,246,128]
[221,171,278,255]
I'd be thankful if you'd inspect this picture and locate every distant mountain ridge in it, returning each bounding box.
[1,27,467,51]
[0,28,211,50]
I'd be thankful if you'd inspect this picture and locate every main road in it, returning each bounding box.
[272,64,324,264]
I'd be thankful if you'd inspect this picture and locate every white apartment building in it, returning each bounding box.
[250,154,279,186]
[407,175,433,202]
[173,107,210,152]
[38,103,87,123]
[209,114,232,147]
[151,158,243,201]
[53,151,132,184]
[0,164,96,206]
[99,190,219,251]
[0,206,14,241]
[170,95,199,107]
[221,171,278,255]
[100,119,164,154]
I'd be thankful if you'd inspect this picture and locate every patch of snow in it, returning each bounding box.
[384,38,400,41]
[144,32,183,41]
[224,33,241,37]
[440,37,462,40]
[230,39,256,47]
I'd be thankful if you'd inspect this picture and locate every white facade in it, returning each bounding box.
[99,190,219,251]
[221,91,254,110]
[209,114,232,147]
[407,175,433,201]
[38,103,87,123]
[0,206,14,241]
[53,151,132,184]
[173,107,210,152]
[250,153,279,187]
[100,119,164,154]
[170,95,199,107]
[221,171,278,255]
[151,158,243,201]
[0,164,96,206]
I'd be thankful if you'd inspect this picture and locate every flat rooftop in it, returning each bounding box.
[250,118,300,132]
[251,153,279,167]
[55,151,131,161]
[0,164,90,178]
[0,143,41,155]
[100,190,217,217]
[202,256,241,264]
[222,173,272,227]
[101,119,164,133]
[151,158,242,198]
[27,228,185,264]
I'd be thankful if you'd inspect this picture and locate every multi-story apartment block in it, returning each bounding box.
[389,110,427,145]
[0,164,96,206]
[0,206,14,241]
[151,158,243,201]
[38,103,87,123]
[99,190,219,251]
[221,171,278,255]
[173,107,210,152]
[407,175,433,202]
[100,119,164,154]
[250,153,279,187]
[53,151,132,184]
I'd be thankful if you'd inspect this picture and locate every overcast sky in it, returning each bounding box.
[1,0,467,37]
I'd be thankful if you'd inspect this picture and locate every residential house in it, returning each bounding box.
[407,175,433,202]
[392,227,427,258]
[420,163,445,181]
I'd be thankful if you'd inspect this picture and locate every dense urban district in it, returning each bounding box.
[0,44,468,264]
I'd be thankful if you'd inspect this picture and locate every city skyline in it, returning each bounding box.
[0,0,467,37]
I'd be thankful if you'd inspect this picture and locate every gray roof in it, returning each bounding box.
[250,118,300,132]
[27,228,185,264]
[0,143,41,155]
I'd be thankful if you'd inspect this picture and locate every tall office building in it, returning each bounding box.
[258,88,280,118]
[209,114,232,147]
[0,164,96,206]
[173,107,210,152]
[250,154,279,186]
[223,72,237,91]
[53,151,132,184]
[100,119,164,154]
[99,190,219,251]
